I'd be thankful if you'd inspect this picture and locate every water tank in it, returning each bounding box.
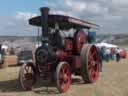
[88,31,96,43]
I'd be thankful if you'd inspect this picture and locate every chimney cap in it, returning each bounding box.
[40,7,50,12]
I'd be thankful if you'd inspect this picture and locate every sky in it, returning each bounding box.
[0,0,128,36]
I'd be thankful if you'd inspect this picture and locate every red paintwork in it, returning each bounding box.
[119,49,127,58]
[56,38,73,64]
[56,31,87,69]
[64,38,73,51]
[56,50,72,61]
[88,45,99,81]
[73,56,81,69]
[72,31,87,69]
[59,63,71,92]
[74,31,87,54]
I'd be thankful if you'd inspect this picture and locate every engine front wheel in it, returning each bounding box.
[19,62,37,90]
[55,62,71,93]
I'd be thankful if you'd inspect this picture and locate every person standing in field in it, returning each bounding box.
[97,47,104,72]
[0,44,5,65]
[104,48,111,62]
[115,48,120,62]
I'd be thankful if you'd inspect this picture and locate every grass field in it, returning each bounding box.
[0,54,128,96]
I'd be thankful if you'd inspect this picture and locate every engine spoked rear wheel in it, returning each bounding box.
[19,62,37,91]
[55,62,71,93]
[81,44,99,83]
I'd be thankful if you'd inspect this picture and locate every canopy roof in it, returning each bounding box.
[96,42,118,48]
[29,15,99,30]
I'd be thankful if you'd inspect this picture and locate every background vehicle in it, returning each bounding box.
[17,50,33,65]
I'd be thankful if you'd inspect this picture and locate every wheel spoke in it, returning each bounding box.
[65,68,69,74]
[92,69,96,77]
[59,73,63,80]
[56,62,71,93]
[89,46,99,81]
[62,67,65,74]
[25,66,29,73]
[90,68,95,78]
[92,52,96,57]
[88,61,92,70]
[90,68,94,75]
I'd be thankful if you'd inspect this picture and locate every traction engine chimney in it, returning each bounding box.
[40,7,49,44]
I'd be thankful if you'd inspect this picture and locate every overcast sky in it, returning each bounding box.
[0,0,128,36]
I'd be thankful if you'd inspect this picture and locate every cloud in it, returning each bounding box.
[65,0,87,12]
[65,0,108,15]
[0,0,128,36]
[0,12,38,36]
[57,0,128,34]
[7,22,16,26]
[15,12,37,20]
[112,0,128,5]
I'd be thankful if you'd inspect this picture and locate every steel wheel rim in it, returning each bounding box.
[59,63,71,92]
[88,46,99,81]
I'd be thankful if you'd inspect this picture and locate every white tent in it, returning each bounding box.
[96,42,118,48]
[1,44,8,50]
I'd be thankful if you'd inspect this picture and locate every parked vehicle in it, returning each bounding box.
[17,50,33,65]
[19,7,100,93]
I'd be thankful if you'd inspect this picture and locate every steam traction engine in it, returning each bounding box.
[19,7,100,93]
